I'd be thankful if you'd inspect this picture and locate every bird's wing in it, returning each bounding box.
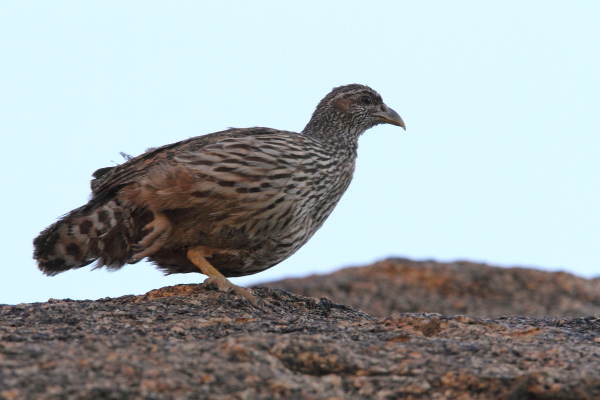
[107,130,325,249]
[157,132,320,225]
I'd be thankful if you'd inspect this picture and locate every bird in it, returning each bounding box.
[33,84,405,307]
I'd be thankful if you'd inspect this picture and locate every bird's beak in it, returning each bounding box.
[373,105,406,130]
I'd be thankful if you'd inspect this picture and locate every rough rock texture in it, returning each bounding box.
[264,258,600,318]
[2,277,600,399]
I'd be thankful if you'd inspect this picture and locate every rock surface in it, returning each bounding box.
[2,260,600,399]
[265,258,600,318]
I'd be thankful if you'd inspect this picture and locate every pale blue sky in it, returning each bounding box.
[1,2,598,305]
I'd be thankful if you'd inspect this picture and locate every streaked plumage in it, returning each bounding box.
[33,84,405,305]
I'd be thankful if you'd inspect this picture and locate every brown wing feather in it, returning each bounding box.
[91,136,198,197]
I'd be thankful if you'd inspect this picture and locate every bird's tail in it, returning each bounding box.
[33,199,141,275]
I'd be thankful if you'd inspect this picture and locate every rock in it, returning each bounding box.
[2,276,600,399]
[264,258,600,318]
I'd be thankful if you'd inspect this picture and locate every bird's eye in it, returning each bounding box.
[361,95,372,105]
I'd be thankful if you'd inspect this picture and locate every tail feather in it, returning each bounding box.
[33,200,141,275]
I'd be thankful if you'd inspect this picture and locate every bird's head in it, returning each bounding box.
[303,84,405,143]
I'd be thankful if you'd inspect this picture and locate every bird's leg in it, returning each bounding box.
[131,212,172,262]
[187,247,262,308]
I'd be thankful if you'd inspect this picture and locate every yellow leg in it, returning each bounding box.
[187,247,262,308]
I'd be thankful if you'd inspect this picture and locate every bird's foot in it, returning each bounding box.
[187,246,263,309]
[203,275,263,309]
[130,213,172,262]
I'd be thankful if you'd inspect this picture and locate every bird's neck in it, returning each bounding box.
[302,119,362,153]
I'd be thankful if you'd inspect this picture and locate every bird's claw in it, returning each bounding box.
[203,276,264,309]
[130,214,172,262]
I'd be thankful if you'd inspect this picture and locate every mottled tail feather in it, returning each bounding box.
[33,200,141,275]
